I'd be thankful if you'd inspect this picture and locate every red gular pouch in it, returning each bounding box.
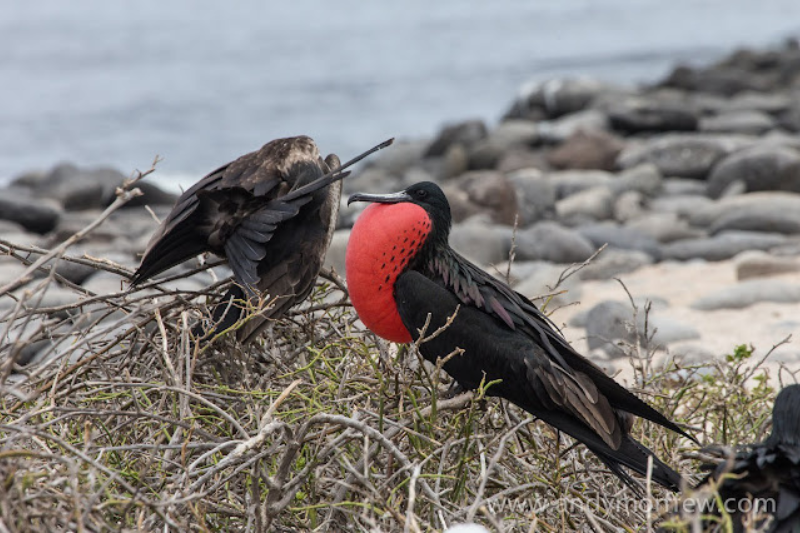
[346,202,431,343]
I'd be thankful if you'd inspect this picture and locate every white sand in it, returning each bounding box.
[546,259,800,386]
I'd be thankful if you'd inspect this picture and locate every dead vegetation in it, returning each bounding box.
[1,177,798,532]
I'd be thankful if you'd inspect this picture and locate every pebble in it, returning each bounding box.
[616,134,748,179]
[425,119,488,157]
[505,77,617,120]
[537,109,610,142]
[444,171,519,225]
[707,145,800,197]
[324,229,350,276]
[709,205,800,235]
[555,185,614,222]
[507,169,557,225]
[734,250,800,280]
[699,110,776,135]
[0,187,62,234]
[577,222,661,258]
[547,130,624,171]
[515,222,596,263]
[661,231,787,261]
[449,219,512,266]
[609,97,699,133]
[691,279,800,310]
[578,249,654,281]
[627,212,707,244]
[514,262,583,308]
[585,300,635,354]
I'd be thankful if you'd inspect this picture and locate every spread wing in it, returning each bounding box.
[131,138,345,286]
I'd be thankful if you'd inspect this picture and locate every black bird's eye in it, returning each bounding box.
[415,189,428,199]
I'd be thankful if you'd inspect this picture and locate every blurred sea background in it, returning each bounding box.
[2,0,800,191]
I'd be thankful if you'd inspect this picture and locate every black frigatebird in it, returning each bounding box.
[131,136,393,343]
[695,384,800,532]
[346,181,695,492]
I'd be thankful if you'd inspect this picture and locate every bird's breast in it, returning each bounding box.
[346,203,431,343]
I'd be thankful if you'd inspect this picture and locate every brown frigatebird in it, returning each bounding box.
[346,181,695,493]
[131,136,393,343]
[693,384,800,532]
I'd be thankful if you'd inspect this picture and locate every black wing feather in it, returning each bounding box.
[429,249,697,444]
[395,270,685,492]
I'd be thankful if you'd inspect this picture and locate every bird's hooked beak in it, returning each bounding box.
[347,190,411,206]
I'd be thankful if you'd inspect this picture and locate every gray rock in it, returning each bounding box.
[439,144,470,180]
[650,195,715,219]
[450,219,512,266]
[124,181,178,209]
[577,222,661,257]
[490,260,551,287]
[81,272,128,295]
[555,186,614,222]
[442,171,519,225]
[700,110,776,135]
[0,187,62,234]
[324,229,350,276]
[547,130,624,171]
[537,109,610,143]
[0,261,40,292]
[608,164,662,197]
[727,92,792,114]
[779,103,800,133]
[734,250,800,280]
[578,249,654,280]
[513,262,582,308]
[627,212,707,243]
[31,163,136,211]
[507,169,557,226]
[515,222,596,263]
[496,148,549,174]
[425,119,488,157]
[660,63,770,96]
[661,231,787,261]
[551,170,613,199]
[505,77,617,120]
[661,178,709,196]
[687,192,800,227]
[617,134,751,179]
[568,308,590,328]
[709,206,800,235]
[647,316,701,346]
[368,140,428,176]
[466,140,504,170]
[487,120,540,149]
[585,301,635,353]
[585,299,699,354]
[613,190,646,223]
[11,285,81,316]
[343,167,399,196]
[609,98,699,133]
[707,145,800,198]
[0,219,27,235]
[691,279,800,310]
[108,208,169,242]
[669,343,717,365]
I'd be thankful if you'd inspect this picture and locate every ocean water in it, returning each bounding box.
[1,0,799,191]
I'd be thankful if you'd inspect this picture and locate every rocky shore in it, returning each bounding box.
[3,40,800,380]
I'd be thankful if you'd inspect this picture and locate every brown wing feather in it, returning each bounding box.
[132,136,325,285]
